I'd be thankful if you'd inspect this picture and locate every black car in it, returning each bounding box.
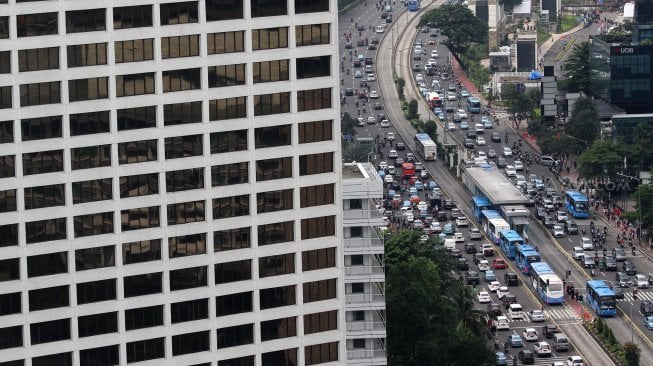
[565,220,579,235]
[357,24,365,31]
[504,272,519,286]
[450,248,462,258]
[473,253,484,265]
[542,324,558,339]
[443,199,454,209]
[368,44,377,50]
[344,88,354,96]
[614,287,625,299]
[457,257,469,270]
[502,294,518,309]
[518,350,535,364]
[464,139,475,149]
[487,302,502,316]
[604,256,618,271]
[437,211,448,221]
[466,271,480,285]
[396,142,406,150]
[623,260,637,275]
[465,242,477,254]
[641,300,653,316]
[491,132,501,142]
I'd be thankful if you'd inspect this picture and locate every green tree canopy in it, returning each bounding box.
[577,140,623,179]
[565,96,599,146]
[563,41,591,94]
[500,83,535,129]
[418,5,488,55]
[538,135,583,156]
[341,112,357,137]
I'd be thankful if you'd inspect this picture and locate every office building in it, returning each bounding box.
[0,1,344,365]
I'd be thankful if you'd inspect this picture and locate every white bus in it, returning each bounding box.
[414,133,437,161]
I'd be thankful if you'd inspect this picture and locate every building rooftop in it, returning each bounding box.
[343,164,366,179]
[464,165,529,205]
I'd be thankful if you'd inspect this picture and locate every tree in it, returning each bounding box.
[577,140,623,179]
[538,135,583,157]
[527,119,552,140]
[634,184,653,230]
[408,99,420,120]
[623,342,641,366]
[565,96,599,146]
[341,112,357,137]
[563,41,591,94]
[342,142,370,163]
[419,5,488,55]
[500,83,534,129]
[423,120,438,142]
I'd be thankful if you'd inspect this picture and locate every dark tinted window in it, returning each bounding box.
[255,125,291,148]
[22,149,64,175]
[120,173,159,198]
[113,5,153,29]
[258,221,294,245]
[164,101,202,126]
[162,68,201,92]
[72,178,113,204]
[18,47,59,72]
[120,206,160,231]
[66,9,106,33]
[25,217,66,243]
[262,348,297,366]
[171,298,208,323]
[118,139,158,164]
[164,134,203,159]
[213,227,250,252]
[17,12,58,37]
[68,77,109,102]
[27,252,67,277]
[0,189,16,212]
[75,245,115,271]
[170,266,208,291]
[114,38,154,63]
[33,353,72,366]
[76,279,116,304]
[210,130,247,154]
[211,162,248,187]
[122,239,162,264]
[172,331,210,355]
[30,318,70,344]
[0,51,9,74]
[260,316,296,341]
[216,323,253,348]
[169,233,206,258]
[70,111,110,136]
[0,17,8,39]
[254,92,291,115]
[295,0,329,13]
[296,56,331,78]
[23,184,65,210]
[251,0,287,17]
[115,72,155,97]
[0,258,19,282]
[71,145,111,170]
[73,211,114,237]
[28,286,68,311]
[0,155,14,178]
[206,0,243,21]
[216,291,252,316]
[117,106,157,130]
[160,1,198,25]
[125,305,163,330]
[0,224,18,247]
[67,43,107,67]
[0,120,12,143]
[124,272,162,297]
[21,115,62,141]
[166,168,204,193]
[126,337,165,363]
[79,345,119,366]
[78,312,118,337]
[209,96,247,120]
[0,292,21,316]
[260,285,296,309]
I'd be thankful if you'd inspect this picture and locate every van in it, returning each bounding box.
[552,333,570,351]
[508,303,524,320]
[444,238,455,250]
[540,155,555,166]
[504,272,519,286]
[413,50,422,60]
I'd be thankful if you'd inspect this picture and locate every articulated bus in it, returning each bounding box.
[515,245,540,275]
[565,190,590,218]
[471,196,493,222]
[586,280,617,317]
[530,262,564,304]
[414,133,437,161]
[481,210,510,245]
[408,0,420,11]
[499,230,524,260]
[467,97,481,113]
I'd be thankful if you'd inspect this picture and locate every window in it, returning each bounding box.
[297,88,331,111]
[219,356,255,366]
[21,115,62,141]
[169,233,206,258]
[254,92,290,115]
[78,312,117,338]
[125,305,163,330]
[25,217,66,243]
[0,360,25,366]
[302,247,336,271]
[121,206,160,231]
[70,111,110,136]
[172,331,210,356]
[126,338,165,363]
[67,43,107,67]
[166,168,203,193]
[68,77,108,101]
[162,35,199,59]
[297,56,331,78]
[255,125,290,148]
[301,215,335,240]
[160,1,198,25]
[304,310,337,334]
[0,189,16,212]
[0,326,22,350]
[24,184,65,210]
[74,212,114,237]
[305,342,338,365]
[209,96,247,120]
[257,189,293,214]
[164,101,201,126]
[120,173,159,198]
[167,200,205,225]
[27,252,67,277]
[123,272,162,297]
[216,324,253,348]
[252,27,288,50]
[76,279,116,304]
[170,266,207,291]
[118,139,158,164]
[162,68,201,92]
[30,318,70,344]
[18,47,59,71]
[72,178,113,204]
[165,134,203,159]
[0,86,10,109]
[113,5,152,29]
[251,0,287,17]
[259,253,295,278]
[215,259,251,284]
[75,245,115,271]
[0,224,18,247]
[19,81,60,106]
[71,145,111,170]
[114,39,154,63]
[79,345,119,366]
[0,155,14,178]
[0,51,8,74]
[258,221,294,245]
[208,64,246,87]
[33,353,72,366]
[212,195,249,219]
[17,12,58,37]
[211,162,248,187]
[300,183,334,207]
[28,286,68,311]
[295,0,330,13]
[300,152,333,175]
[216,291,252,316]
[252,59,289,83]
[210,130,247,154]
[261,316,296,342]
[213,227,250,252]
[0,258,19,282]
[0,17,8,39]
[262,348,297,366]
[296,24,330,47]
[122,239,162,264]
[207,31,245,54]
[0,121,12,143]
[303,278,337,303]
[66,9,106,33]
[116,72,155,97]
[171,298,208,323]
[350,226,363,237]
[0,292,21,316]
[118,106,157,130]
[206,0,243,21]
[260,285,296,309]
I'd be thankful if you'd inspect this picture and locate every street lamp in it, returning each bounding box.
[367,151,374,163]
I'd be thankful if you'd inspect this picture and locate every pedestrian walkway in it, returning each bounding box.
[623,290,653,304]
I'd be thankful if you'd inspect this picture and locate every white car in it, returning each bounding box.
[553,225,564,237]
[513,160,524,171]
[477,291,491,303]
[636,274,649,288]
[386,132,395,141]
[556,211,569,222]
[357,117,365,126]
[496,316,510,330]
[502,146,513,157]
[477,151,487,159]
[431,50,439,58]
[455,217,469,227]
[478,260,490,272]
[572,246,584,260]
[369,90,379,98]
[529,310,546,322]
[456,109,467,119]
[522,327,538,341]
[566,356,584,366]
[476,136,486,146]
[534,341,552,357]
[453,232,465,243]
[367,116,376,124]
[366,73,376,82]
[379,161,388,170]
[505,165,517,177]
[415,73,424,83]
[488,281,501,293]
[447,122,456,131]
[497,286,510,299]
[379,120,390,128]
[384,175,393,183]
[581,237,593,250]
[427,58,437,67]
[429,222,442,233]
[447,91,457,101]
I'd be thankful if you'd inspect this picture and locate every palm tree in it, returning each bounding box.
[452,284,488,337]
[342,142,370,162]
[563,41,591,94]
[633,122,653,147]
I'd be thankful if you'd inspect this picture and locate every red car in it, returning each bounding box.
[493,258,507,269]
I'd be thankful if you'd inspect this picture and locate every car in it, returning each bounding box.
[394,157,404,167]
[536,207,547,220]
[367,73,376,81]
[488,281,501,293]
[476,136,486,146]
[354,70,363,78]
[384,175,393,183]
[522,327,539,341]
[487,148,497,158]
[616,271,631,287]
[518,350,535,364]
[496,157,507,168]
[481,115,493,128]
[474,123,485,134]
[542,324,558,339]
[613,247,627,261]
[532,341,552,357]
[477,291,491,303]
[497,286,510,299]
[482,244,494,256]
[582,255,595,268]
[565,220,579,234]
[502,294,518,309]
[443,222,454,234]
[529,310,546,322]
[513,160,524,171]
[542,215,555,228]
[641,300,653,316]
[447,91,457,101]
[492,132,501,142]
[453,232,465,243]
[414,181,424,191]
[496,315,510,330]
[623,260,637,275]
[566,355,584,366]
[464,138,475,148]
[484,269,496,281]
[580,236,593,250]
[388,150,398,158]
[553,225,565,237]
[636,274,649,288]
[369,90,379,98]
[533,178,545,190]
[373,102,383,110]
[430,222,442,233]
[466,270,480,285]
[645,316,653,330]
[356,117,365,127]
[556,211,569,222]
[367,116,376,124]
[450,248,462,258]
[379,120,390,128]
[506,333,524,348]
[502,147,513,157]
[469,228,482,240]
[493,258,507,269]
[604,256,618,271]
[378,161,388,170]
[457,257,469,270]
[496,351,507,366]
[456,109,467,119]
[447,122,456,131]
[504,165,516,177]
[386,132,395,141]
[487,302,502,316]
[368,43,376,50]
[460,120,469,130]
[543,199,555,212]
[455,216,469,227]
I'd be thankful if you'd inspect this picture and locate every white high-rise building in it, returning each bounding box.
[0,1,344,365]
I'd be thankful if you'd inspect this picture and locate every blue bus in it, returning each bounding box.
[530,262,564,304]
[408,0,420,11]
[515,245,540,275]
[586,280,617,317]
[499,230,524,260]
[565,190,589,218]
[471,196,493,222]
[481,210,510,245]
[467,97,481,113]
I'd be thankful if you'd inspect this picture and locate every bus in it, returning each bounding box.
[481,210,510,245]
[402,162,415,179]
[530,262,564,304]
[586,280,617,317]
[428,92,443,109]
[471,196,493,222]
[515,245,540,275]
[408,0,420,11]
[499,230,524,260]
[414,133,437,161]
[467,97,481,113]
[565,190,590,218]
